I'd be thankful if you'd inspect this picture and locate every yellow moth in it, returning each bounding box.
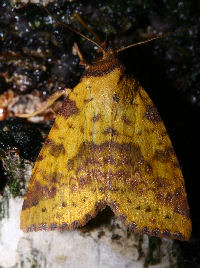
[19,13,192,241]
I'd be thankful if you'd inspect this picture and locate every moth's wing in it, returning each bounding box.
[20,99,106,232]
[106,85,191,241]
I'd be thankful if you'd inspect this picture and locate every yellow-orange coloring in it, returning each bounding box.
[20,47,191,241]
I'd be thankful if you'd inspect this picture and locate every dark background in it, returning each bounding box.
[0,1,200,267]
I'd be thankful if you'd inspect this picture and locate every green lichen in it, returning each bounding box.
[0,149,27,221]
[1,150,26,197]
[144,236,162,267]
[26,249,43,268]
[137,235,144,260]
[8,179,21,197]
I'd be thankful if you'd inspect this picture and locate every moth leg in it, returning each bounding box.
[16,88,71,118]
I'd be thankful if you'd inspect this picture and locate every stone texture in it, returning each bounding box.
[0,194,177,268]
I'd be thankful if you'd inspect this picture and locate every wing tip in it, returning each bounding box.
[20,200,107,233]
[128,223,191,241]
[108,202,191,241]
[21,223,70,233]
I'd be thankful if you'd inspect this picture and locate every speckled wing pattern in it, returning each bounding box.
[20,66,191,240]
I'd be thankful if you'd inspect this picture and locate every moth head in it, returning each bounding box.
[92,47,118,63]
[44,8,159,66]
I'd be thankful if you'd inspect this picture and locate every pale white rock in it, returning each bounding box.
[0,197,23,267]
[0,160,177,268]
[0,193,177,268]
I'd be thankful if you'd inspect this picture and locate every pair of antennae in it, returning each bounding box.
[44,7,197,54]
[44,8,105,52]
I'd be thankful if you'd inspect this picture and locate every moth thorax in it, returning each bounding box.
[83,48,125,78]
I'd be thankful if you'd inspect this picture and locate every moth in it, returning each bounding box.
[19,11,191,241]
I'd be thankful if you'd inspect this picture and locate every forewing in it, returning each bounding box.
[106,84,191,241]
[21,69,191,240]
[20,98,106,232]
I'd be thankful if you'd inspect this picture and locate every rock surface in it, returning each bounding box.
[0,195,177,268]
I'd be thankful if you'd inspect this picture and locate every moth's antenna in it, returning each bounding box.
[117,25,199,53]
[74,13,101,44]
[44,7,105,54]
[117,36,160,53]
